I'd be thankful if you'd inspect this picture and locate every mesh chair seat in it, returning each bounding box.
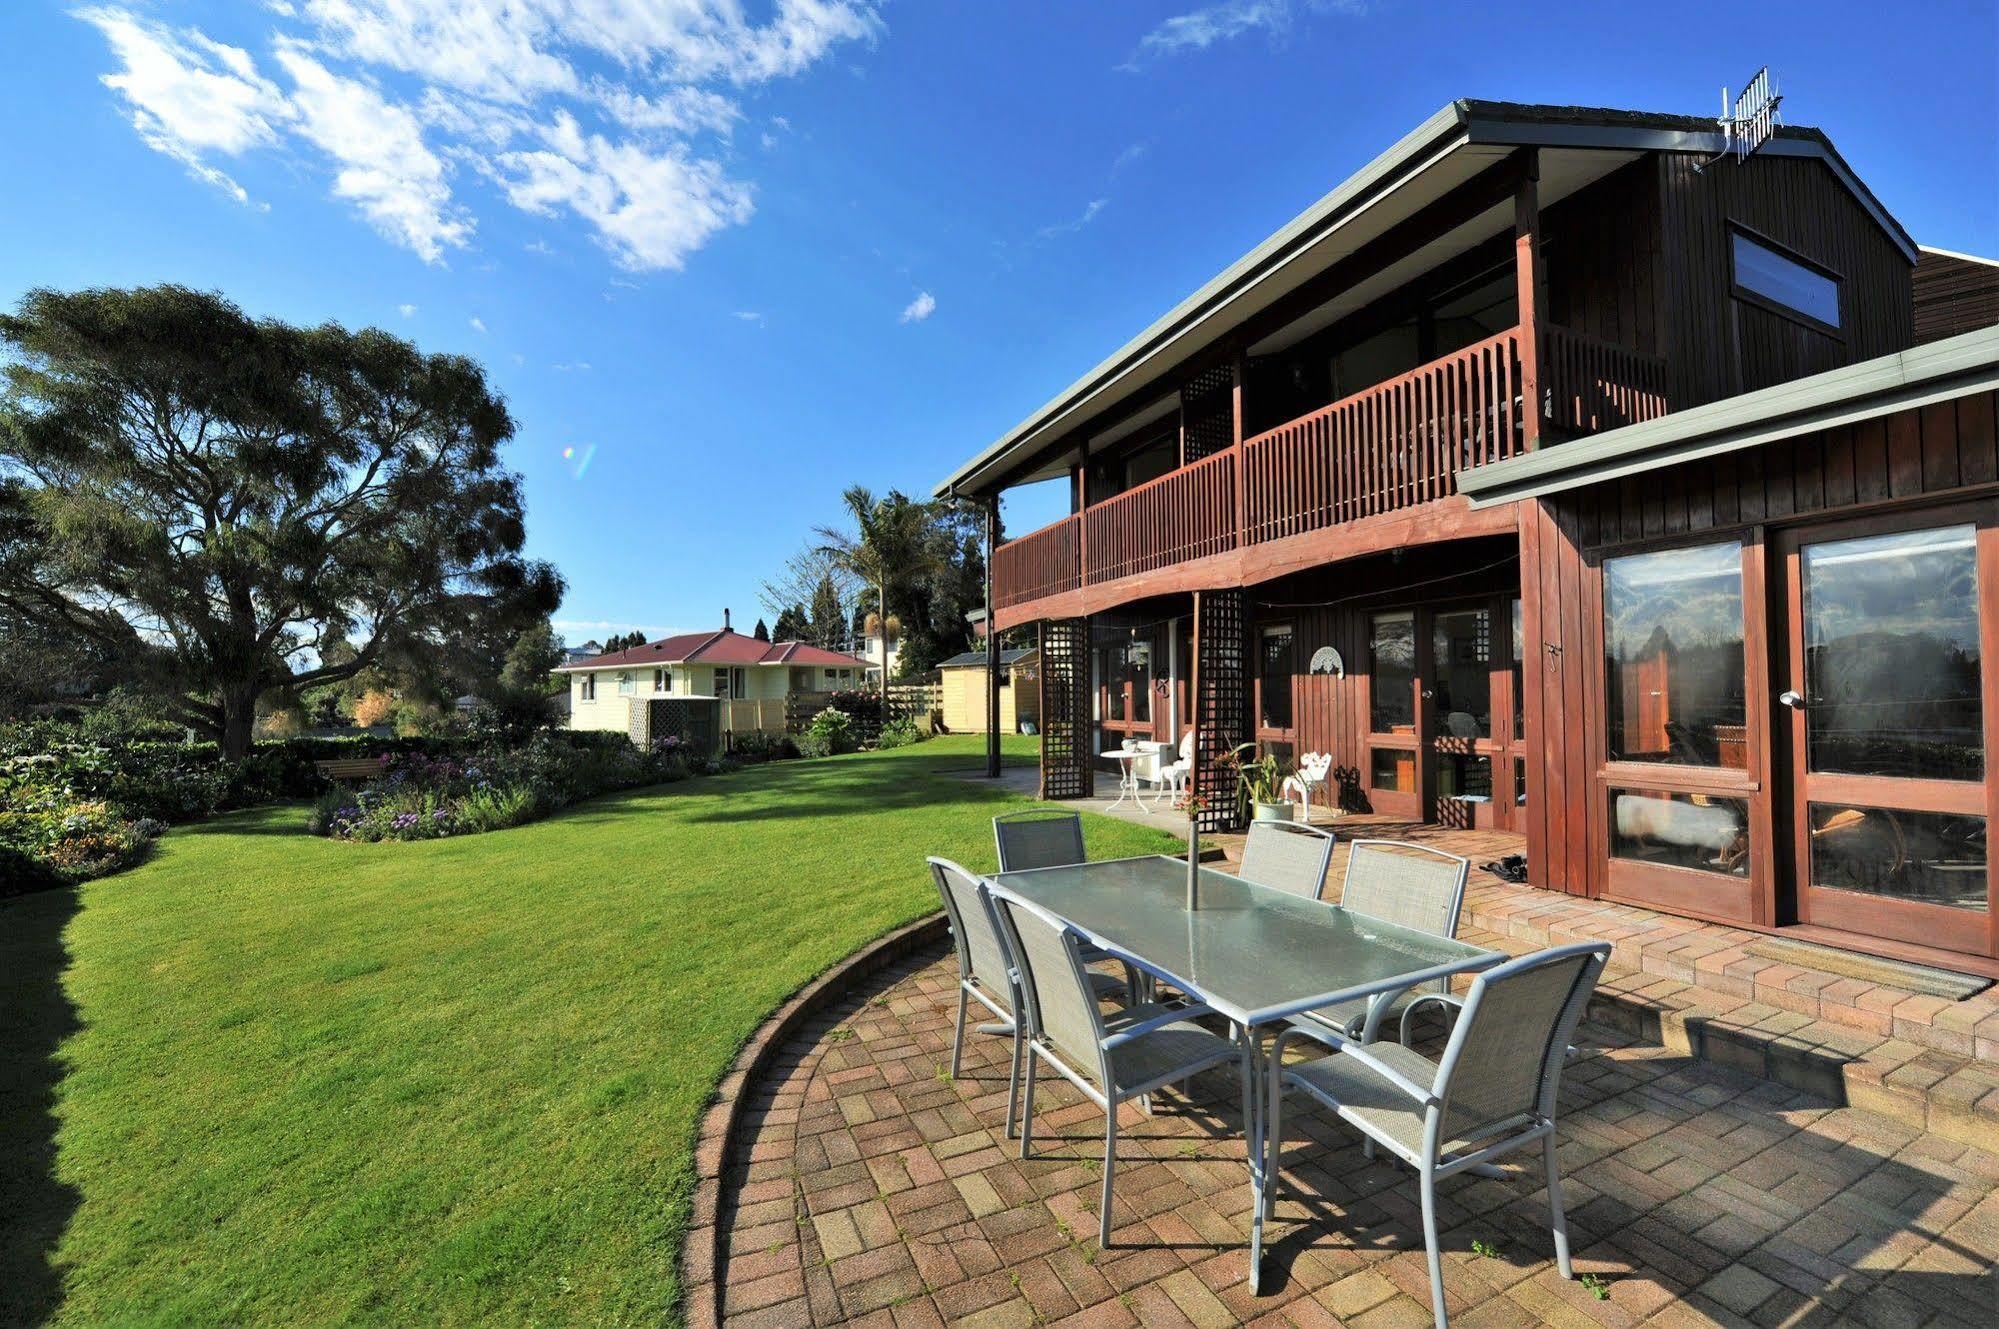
[1237,821,1336,899]
[1284,1041,1492,1157]
[1107,1022,1239,1094]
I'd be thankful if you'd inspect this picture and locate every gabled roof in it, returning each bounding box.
[934,98,1915,500]
[555,628,868,673]
[938,648,1037,669]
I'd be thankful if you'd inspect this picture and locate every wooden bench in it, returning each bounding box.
[314,756,387,784]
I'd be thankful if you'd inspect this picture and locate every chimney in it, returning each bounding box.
[723,607,732,632]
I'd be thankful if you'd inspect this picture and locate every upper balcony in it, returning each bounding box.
[991,322,1667,624]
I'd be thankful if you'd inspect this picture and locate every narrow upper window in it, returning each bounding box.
[578,674,596,701]
[1731,229,1840,332]
[617,671,634,696]
[653,667,670,693]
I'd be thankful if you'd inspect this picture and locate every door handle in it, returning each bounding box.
[1778,690,1805,709]
[1420,689,1435,700]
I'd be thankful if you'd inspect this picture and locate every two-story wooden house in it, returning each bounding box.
[935,100,1999,975]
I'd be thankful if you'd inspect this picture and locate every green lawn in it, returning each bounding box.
[0,736,1179,1326]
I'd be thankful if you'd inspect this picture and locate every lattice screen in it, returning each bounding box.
[1191,589,1248,834]
[1179,363,1236,463]
[1038,618,1094,801]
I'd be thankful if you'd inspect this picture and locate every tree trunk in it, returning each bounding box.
[218,684,260,760]
[878,583,889,693]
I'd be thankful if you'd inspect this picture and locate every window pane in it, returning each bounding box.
[1432,608,1491,738]
[1611,789,1749,876]
[1604,542,1746,767]
[1809,804,1988,912]
[1260,625,1295,730]
[1370,611,1416,733]
[1437,753,1492,802]
[1804,525,1982,781]
[1733,232,1840,327]
[1371,748,1415,792]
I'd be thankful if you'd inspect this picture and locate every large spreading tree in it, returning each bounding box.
[0,285,561,757]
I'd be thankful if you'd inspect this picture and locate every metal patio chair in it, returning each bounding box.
[989,886,1246,1248]
[928,857,1122,1138]
[1237,820,1337,899]
[1267,942,1612,1328]
[1289,840,1469,1044]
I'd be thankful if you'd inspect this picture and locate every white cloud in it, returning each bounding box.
[491,110,753,271]
[551,359,591,371]
[469,315,487,332]
[734,309,766,326]
[554,618,677,640]
[1038,197,1108,239]
[1124,0,1365,67]
[77,2,884,271]
[273,43,471,262]
[899,291,935,324]
[76,7,288,205]
[398,302,418,316]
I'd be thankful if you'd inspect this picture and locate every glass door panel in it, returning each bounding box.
[1781,512,1997,959]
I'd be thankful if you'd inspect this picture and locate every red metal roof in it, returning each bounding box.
[558,628,868,672]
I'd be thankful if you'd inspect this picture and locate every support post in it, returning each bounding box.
[1514,149,1548,450]
[984,495,1002,778]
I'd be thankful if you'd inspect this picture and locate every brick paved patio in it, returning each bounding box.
[714,943,1999,1327]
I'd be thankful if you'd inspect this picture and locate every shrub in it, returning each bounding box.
[875,718,925,750]
[729,731,796,763]
[803,708,855,758]
[352,689,395,728]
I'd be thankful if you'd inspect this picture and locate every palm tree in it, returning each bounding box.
[817,487,944,691]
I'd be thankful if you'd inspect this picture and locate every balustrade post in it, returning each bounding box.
[1514,151,1548,451]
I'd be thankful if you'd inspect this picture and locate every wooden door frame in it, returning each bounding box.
[1770,499,1999,961]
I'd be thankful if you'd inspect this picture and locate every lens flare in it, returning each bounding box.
[561,443,597,479]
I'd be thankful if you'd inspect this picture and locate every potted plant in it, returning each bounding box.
[1230,743,1293,823]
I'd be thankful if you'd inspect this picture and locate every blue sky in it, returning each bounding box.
[1,1,1994,646]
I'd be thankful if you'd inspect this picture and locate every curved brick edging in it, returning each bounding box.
[679,911,951,1329]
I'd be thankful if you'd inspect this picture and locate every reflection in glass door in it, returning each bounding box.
[1780,514,1996,959]
[1429,606,1497,827]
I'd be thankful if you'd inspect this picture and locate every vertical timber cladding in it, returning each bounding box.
[1179,363,1236,464]
[1190,588,1249,833]
[1037,618,1094,800]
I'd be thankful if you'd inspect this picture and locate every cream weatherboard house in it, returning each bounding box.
[556,614,866,743]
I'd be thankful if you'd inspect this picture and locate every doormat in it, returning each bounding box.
[1744,937,1992,1002]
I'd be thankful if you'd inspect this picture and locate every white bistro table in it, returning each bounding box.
[1097,748,1158,812]
[992,855,1501,1294]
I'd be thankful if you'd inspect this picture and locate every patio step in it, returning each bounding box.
[1454,919,1999,1152]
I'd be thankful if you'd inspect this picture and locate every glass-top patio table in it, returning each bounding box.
[993,854,1502,1293]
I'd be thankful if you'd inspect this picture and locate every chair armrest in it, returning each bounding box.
[1100,1003,1217,1050]
[1398,992,1464,1045]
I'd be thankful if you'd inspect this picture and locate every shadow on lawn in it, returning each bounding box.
[0,885,82,1325]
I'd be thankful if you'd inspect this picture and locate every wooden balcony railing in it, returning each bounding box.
[1243,326,1525,544]
[989,323,1670,613]
[1084,447,1237,583]
[991,512,1080,610]
[1542,323,1671,434]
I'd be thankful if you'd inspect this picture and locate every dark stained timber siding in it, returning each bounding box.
[1914,250,1999,344]
[1657,153,1913,408]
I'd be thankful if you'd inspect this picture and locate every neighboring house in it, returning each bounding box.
[858,630,900,686]
[936,96,1999,976]
[562,639,603,666]
[939,648,1037,734]
[555,612,866,739]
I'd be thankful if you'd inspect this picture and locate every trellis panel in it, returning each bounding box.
[1038,618,1093,800]
[1190,589,1248,834]
[1180,363,1236,464]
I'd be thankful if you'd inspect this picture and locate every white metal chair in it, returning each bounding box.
[1279,751,1334,820]
[1267,942,1612,1328]
[928,857,1121,1139]
[1154,730,1195,801]
[1290,840,1469,1044]
[990,887,1246,1248]
[1237,820,1337,899]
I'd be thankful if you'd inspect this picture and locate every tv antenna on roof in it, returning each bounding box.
[1699,67,1782,171]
